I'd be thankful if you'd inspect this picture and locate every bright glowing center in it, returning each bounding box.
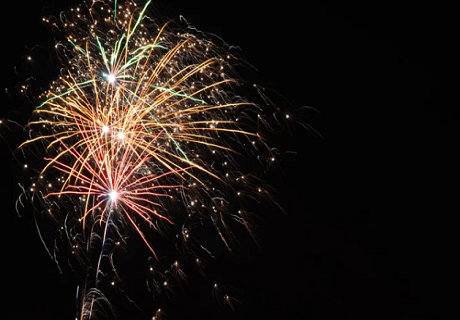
[102,125,110,133]
[117,132,125,139]
[109,191,118,201]
[107,74,116,83]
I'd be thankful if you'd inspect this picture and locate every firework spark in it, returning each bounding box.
[17,0,283,318]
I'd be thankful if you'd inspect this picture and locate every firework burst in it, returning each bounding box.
[16,0,285,318]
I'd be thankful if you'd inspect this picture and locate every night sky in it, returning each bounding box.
[0,1,454,319]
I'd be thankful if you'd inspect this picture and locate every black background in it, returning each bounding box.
[0,1,455,319]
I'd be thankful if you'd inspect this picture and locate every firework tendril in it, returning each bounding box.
[17,0,286,318]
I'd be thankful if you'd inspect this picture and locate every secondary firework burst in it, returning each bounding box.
[18,0,282,318]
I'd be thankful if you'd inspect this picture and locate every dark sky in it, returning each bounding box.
[0,1,454,319]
